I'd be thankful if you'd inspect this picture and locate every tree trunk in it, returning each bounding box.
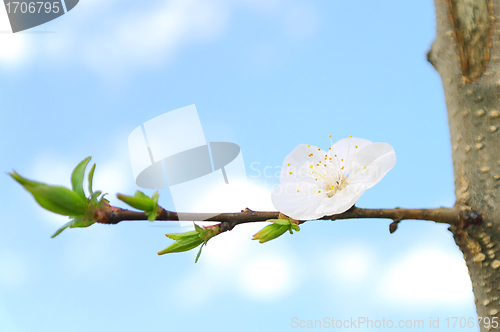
[428,0,500,328]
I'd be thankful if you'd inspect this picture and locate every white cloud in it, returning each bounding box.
[237,253,295,300]
[0,0,320,78]
[323,243,377,286]
[80,0,232,81]
[0,8,29,66]
[91,157,135,203]
[379,247,473,306]
[165,180,297,303]
[196,181,297,301]
[202,223,260,268]
[83,0,228,76]
[0,33,29,66]
[166,226,297,306]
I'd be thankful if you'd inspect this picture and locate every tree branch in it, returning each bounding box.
[99,205,469,233]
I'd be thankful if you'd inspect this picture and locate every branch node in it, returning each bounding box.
[460,209,483,229]
[427,49,437,69]
[389,219,401,234]
[219,221,232,233]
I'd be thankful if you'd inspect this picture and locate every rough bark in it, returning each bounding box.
[428,0,500,327]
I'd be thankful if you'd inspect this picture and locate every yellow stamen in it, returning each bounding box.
[355,145,358,148]
[363,166,366,169]
[308,145,310,147]
[318,190,321,193]
[297,190,299,193]
[349,135,352,138]
[289,172,292,174]
[341,166,344,170]
[329,135,331,137]
[287,163,290,166]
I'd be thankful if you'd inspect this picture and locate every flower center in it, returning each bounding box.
[324,174,349,198]
[286,135,367,198]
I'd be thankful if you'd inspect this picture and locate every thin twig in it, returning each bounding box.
[99,205,463,232]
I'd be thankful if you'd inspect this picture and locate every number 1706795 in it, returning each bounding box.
[5,2,60,14]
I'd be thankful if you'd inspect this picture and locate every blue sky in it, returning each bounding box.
[0,0,480,331]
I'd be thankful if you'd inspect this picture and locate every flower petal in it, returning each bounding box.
[349,142,396,189]
[273,138,395,220]
[280,144,329,185]
[271,182,325,220]
[332,137,372,158]
[315,183,366,216]
[330,137,372,169]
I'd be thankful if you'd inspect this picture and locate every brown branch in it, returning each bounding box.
[99,205,470,233]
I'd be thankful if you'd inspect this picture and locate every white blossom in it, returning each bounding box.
[271,136,396,220]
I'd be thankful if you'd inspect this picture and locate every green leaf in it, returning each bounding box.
[23,184,87,216]
[117,190,162,221]
[151,191,159,203]
[157,234,203,255]
[134,191,148,199]
[267,218,291,226]
[195,244,204,263]
[117,190,154,211]
[71,157,91,200]
[51,220,73,238]
[159,224,221,259]
[99,194,110,204]
[88,163,96,195]
[194,223,207,236]
[145,191,161,221]
[146,209,160,222]
[9,162,105,238]
[150,191,160,208]
[69,215,95,228]
[165,230,198,240]
[195,223,222,243]
[9,171,46,188]
[89,190,102,204]
[252,223,289,244]
[291,223,300,232]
